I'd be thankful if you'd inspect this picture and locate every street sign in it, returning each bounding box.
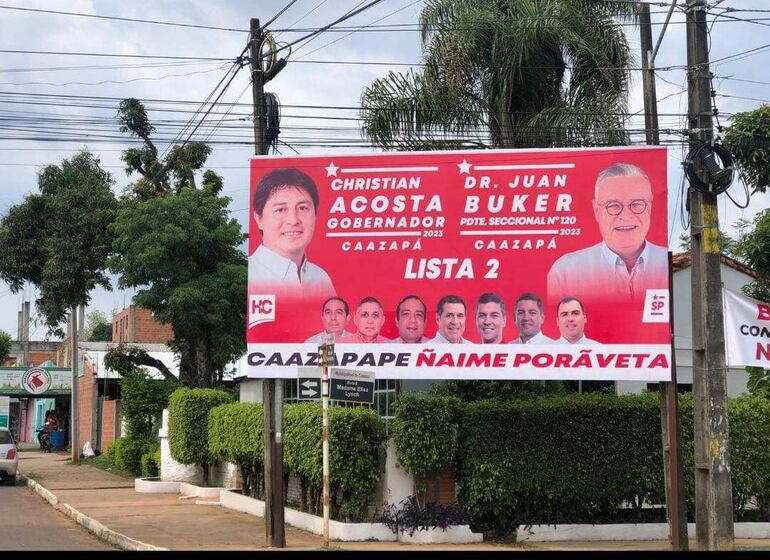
[329,369,375,404]
[297,377,321,400]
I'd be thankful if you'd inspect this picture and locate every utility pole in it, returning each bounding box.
[250,17,285,548]
[686,0,734,550]
[638,3,688,550]
[70,306,79,464]
[319,339,332,548]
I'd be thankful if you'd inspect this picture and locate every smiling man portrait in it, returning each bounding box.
[249,167,335,300]
[547,162,667,306]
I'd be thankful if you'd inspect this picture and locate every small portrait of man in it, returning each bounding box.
[430,295,470,344]
[304,297,351,343]
[390,295,429,344]
[249,167,335,299]
[547,162,667,305]
[555,297,598,345]
[509,292,555,344]
[475,293,506,344]
[337,297,389,343]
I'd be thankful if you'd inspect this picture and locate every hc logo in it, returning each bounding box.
[642,289,669,323]
[249,294,275,327]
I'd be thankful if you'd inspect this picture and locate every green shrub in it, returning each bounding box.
[112,436,157,476]
[454,393,665,532]
[105,438,120,463]
[392,394,462,478]
[284,403,386,521]
[208,402,264,497]
[140,449,161,478]
[168,387,232,484]
[119,370,179,439]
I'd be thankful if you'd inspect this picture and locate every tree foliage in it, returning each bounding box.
[109,99,245,388]
[109,188,246,387]
[734,208,770,303]
[117,98,223,200]
[0,151,118,334]
[723,104,770,194]
[84,310,113,342]
[360,0,636,150]
[119,369,180,439]
[0,330,11,363]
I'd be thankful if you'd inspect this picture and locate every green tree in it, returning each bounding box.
[109,188,246,387]
[84,310,113,342]
[734,208,770,304]
[0,151,118,333]
[109,99,244,388]
[119,369,180,439]
[0,330,12,363]
[360,0,636,150]
[723,104,770,194]
[117,98,223,201]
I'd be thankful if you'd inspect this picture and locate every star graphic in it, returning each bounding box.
[457,159,472,174]
[325,162,339,177]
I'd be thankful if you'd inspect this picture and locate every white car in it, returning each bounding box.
[0,428,19,485]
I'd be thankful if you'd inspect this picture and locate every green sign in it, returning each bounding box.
[0,395,9,428]
[0,367,72,396]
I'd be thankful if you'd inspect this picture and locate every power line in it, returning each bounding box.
[0,49,234,61]
[263,0,301,29]
[0,4,247,32]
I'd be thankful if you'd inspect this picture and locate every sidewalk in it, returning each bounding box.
[16,448,770,551]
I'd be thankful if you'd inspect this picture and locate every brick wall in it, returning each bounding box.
[112,305,173,344]
[101,399,117,449]
[78,358,96,450]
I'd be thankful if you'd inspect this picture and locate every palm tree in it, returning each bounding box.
[360,0,638,150]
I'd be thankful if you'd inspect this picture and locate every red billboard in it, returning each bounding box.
[247,147,671,380]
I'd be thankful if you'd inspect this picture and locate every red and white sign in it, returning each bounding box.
[724,287,770,368]
[247,147,671,380]
[22,367,52,395]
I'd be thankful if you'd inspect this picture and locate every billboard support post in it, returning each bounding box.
[639,4,688,550]
[319,339,332,548]
[250,16,285,548]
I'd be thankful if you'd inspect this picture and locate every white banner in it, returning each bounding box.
[723,287,770,368]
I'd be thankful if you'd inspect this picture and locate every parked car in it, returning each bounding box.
[0,428,19,485]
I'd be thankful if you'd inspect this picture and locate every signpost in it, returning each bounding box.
[329,369,375,404]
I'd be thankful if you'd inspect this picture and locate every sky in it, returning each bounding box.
[0,0,768,341]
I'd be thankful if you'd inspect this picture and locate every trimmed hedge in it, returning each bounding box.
[109,436,158,476]
[456,393,664,531]
[283,403,386,521]
[395,392,770,532]
[208,402,264,497]
[168,387,232,484]
[392,394,462,478]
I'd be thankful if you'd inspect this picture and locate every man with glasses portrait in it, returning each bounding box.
[547,162,668,305]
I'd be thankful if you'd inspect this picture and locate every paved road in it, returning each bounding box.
[0,481,113,550]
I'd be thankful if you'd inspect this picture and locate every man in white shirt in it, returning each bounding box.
[390,295,429,344]
[547,162,667,306]
[555,297,599,345]
[509,292,555,344]
[475,292,506,344]
[249,167,335,300]
[305,297,352,343]
[429,295,471,344]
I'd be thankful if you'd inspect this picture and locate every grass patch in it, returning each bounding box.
[81,454,135,480]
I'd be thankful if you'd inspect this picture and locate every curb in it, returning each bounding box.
[18,472,168,551]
